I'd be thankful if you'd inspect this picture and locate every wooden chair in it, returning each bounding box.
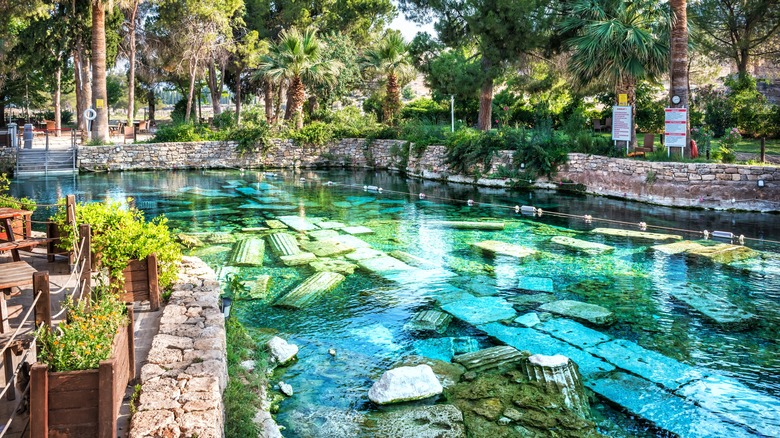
[123,126,135,144]
[137,120,148,133]
[604,117,612,130]
[592,119,604,132]
[630,133,655,157]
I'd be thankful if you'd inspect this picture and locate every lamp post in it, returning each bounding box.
[450,95,455,132]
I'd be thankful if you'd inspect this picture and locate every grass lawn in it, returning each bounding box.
[711,138,780,155]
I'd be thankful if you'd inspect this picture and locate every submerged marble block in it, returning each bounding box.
[520,354,590,418]
[237,275,271,300]
[308,229,340,240]
[551,236,614,254]
[585,339,706,391]
[411,337,478,362]
[517,276,554,293]
[373,404,465,438]
[587,372,753,438]
[345,247,385,261]
[267,233,302,257]
[592,227,682,241]
[265,219,287,229]
[654,241,757,264]
[274,271,345,309]
[538,300,614,326]
[441,296,517,326]
[534,318,611,349]
[452,346,525,373]
[342,226,374,235]
[276,215,319,232]
[300,239,356,257]
[368,365,443,405]
[280,252,317,266]
[433,221,505,230]
[472,240,537,259]
[358,256,417,277]
[389,251,439,269]
[406,310,453,334]
[669,287,757,330]
[317,221,346,229]
[229,238,265,267]
[309,259,357,275]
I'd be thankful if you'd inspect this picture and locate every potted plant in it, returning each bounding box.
[30,286,134,437]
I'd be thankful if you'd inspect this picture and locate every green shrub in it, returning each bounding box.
[231,122,274,156]
[288,121,334,146]
[51,200,182,292]
[36,285,127,371]
[213,111,237,129]
[152,123,213,143]
[400,98,449,124]
[0,173,36,211]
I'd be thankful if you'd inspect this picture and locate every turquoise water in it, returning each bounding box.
[13,169,780,436]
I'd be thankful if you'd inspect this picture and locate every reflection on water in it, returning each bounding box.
[13,169,780,436]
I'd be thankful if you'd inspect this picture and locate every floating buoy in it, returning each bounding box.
[378,188,383,193]
[639,222,647,230]
[739,235,745,245]
[520,205,536,214]
[583,215,593,224]
[536,208,543,217]
[300,177,306,182]
[326,181,333,186]
[419,193,426,199]
[514,205,521,213]
[364,185,381,192]
[703,230,710,239]
[467,199,474,206]
[712,230,734,239]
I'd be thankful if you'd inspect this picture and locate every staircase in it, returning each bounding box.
[16,148,77,175]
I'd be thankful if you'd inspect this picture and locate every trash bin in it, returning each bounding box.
[23,123,34,149]
[7,123,17,148]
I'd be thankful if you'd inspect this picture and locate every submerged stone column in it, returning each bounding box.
[520,354,590,418]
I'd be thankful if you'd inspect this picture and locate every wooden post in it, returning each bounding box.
[147,254,160,311]
[46,222,57,262]
[97,359,117,438]
[33,271,51,328]
[66,194,76,268]
[79,224,92,304]
[760,137,766,163]
[3,348,13,400]
[30,363,49,438]
[0,290,8,334]
[126,304,136,382]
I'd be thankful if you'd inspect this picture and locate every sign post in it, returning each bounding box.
[612,106,632,154]
[664,108,687,157]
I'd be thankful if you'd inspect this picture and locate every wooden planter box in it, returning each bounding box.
[29,306,135,438]
[0,217,27,241]
[113,254,161,311]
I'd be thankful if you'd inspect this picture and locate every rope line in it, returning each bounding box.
[0,292,42,360]
[323,181,780,247]
[0,378,31,438]
[0,346,34,401]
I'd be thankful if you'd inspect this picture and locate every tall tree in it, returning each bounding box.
[120,0,144,124]
[561,0,669,148]
[92,0,110,141]
[399,0,552,130]
[224,30,266,125]
[361,32,415,124]
[258,27,340,129]
[670,0,690,157]
[690,0,780,75]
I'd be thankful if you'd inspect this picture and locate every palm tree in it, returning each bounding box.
[561,0,668,148]
[670,0,689,157]
[258,27,340,129]
[91,0,109,142]
[361,32,415,124]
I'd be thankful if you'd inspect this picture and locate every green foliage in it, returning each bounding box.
[513,119,570,177]
[695,85,734,137]
[36,286,127,372]
[51,200,182,292]
[171,99,188,123]
[725,74,772,137]
[397,121,450,152]
[288,121,333,146]
[232,122,274,156]
[225,317,267,438]
[0,173,36,211]
[569,132,617,156]
[42,109,74,126]
[312,107,383,138]
[634,82,665,133]
[400,98,449,124]
[152,123,218,143]
[213,111,237,130]
[691,126,714,158]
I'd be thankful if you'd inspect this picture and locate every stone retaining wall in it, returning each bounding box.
[130,256,227,438]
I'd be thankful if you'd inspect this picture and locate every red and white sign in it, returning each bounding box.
[612,106,632,142]
[664,108,687,148]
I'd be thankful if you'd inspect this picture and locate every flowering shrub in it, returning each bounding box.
[36,288,127,372]
[714,127,740,163]
[691,126,714,158]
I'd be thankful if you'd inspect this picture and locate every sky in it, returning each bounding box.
[388,9,436,41]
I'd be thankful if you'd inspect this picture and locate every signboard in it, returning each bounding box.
[618,94,628,106]
[611,106,632,141]
[96,99,104,109]
[664,108,687,149]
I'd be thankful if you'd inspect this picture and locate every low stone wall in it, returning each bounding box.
[77,138,408,171]
[130,256,227,438]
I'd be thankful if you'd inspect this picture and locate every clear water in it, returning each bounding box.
[13,169,780,437]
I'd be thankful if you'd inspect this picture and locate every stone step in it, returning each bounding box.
[538,300,615,326]
[585,339,706,391]
[676,374,780,437]
[406,310,453,334]
[388,250,439,269]
[669,286,757,330]
[229,238,265,267]
[276,215,319,232]
[452,346,525,373]
[267,233,302,257]
[441,296,517,326]
[432,221,505,230]
[274,271,346,309]
[550,236,614,254]
[591,227,682,241]
[476,323,615,379]
[587,372,753,438]
[472,240,536,259]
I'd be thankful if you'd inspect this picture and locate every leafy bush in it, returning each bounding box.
[513,119,569,177]
[152,123,215,143]
[51,200,182,292]
[397,121,450,153]
[401,98,449,124]
[725,74,770,137]
[171,98,188,123]
[36,286,127,371]
[288,121,334,146]
[232,122,274,156]
[311,107,382,138]
[213,111,237,129]
[43,110,74,126]
[691,126,714,158]
[0,173,36,211]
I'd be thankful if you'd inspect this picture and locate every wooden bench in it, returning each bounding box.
[0,238,52,262]
[0,261,37,400]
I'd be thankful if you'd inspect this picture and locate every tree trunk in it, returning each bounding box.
[147,89,156,125]
[54,64,62,137]
[737,48,749,76]
[76,43,92,142]
[208,62,222,117]
[274,81,285,124]
[0,102,5,128]
[127,2,137,125]
[477,57,493,131]
[185,62,196,123]
[307,95,319,115]
[670,0,690,157]
[288,75,305,129]
[384,72,400,124]
[616,75,637,150]
[264,80,274,123]
[91,0,109,142]
[235,69,242,126]
[284,85,295,121]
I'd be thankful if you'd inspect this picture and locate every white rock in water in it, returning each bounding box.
[279,381,294,397]
[529,354,569,368]
[368,365,443,405]
[268,336,299,365]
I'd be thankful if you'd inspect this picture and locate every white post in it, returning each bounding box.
[450,95,455,132]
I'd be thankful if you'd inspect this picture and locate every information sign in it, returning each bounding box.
[96,99,104,109]
[618,94,628,106]
[664,108,687,149]
[611,106,632,141]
